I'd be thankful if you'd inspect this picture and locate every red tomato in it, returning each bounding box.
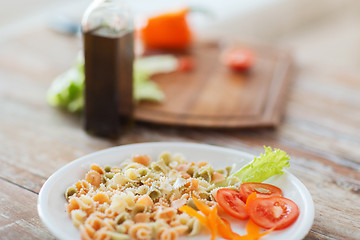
[177,56,194,72]
[240,183,283,201]
[247,196,300,230]
[221,47,255,71]
[216,188,248,220]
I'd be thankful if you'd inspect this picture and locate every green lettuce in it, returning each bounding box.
[133,70,164,102]
[47,62,84,113]
[231,146,290,183]
[47,53,172,113]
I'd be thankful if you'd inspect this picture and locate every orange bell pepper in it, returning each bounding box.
[192,197,211,215]
[140,7,192,50]
[180,196,274,240]
[179,205,208,226]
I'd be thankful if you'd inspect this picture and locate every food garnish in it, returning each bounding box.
[231,146,290,183]
[180,195,275,240]
[247,196,300,230]
[215,188,248,220]
[64,147,299,240]
[240,182,283,201]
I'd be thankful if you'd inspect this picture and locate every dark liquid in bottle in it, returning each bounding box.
[83,28,134,138]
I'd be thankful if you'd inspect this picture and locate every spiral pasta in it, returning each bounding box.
[65,152,232,239]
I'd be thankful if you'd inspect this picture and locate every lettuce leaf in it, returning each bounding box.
[231,146,290,183]
[47,53,172,113]
[133,70,164,102]
[134,55,178,75]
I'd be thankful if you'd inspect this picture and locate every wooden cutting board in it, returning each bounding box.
[134,42,292,128]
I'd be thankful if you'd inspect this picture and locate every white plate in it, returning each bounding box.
[38,142,314,240]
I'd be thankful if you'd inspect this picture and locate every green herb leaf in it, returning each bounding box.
[231,146,290,183]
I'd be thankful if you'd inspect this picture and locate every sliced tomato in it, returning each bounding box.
[216,188,248,220]
[240,183,283,201]
[221,47,255,71]
[247,196,300,230]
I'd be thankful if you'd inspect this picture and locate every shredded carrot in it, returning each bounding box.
[235,235,250,240]
[246,192,257,205]
[217,217,242,239]
[179,205,207,226]
[192,197,211,216]
[208,206,219,240]
[246,219,261,239]
[191,197,243,240]
[220,217,232,229]
[245,192,258,211]
[182,195,274,240]
[235,219,274,240]
[242,192,274,239]
[258,227,275,238]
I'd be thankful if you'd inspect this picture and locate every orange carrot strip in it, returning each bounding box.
[234,235,251,240]
[240,219,274,240]
[245,192,257,214]
[243,193,274,240]
[246,219,260,238]
[258,227,275,238]
[246,192,257,207]
[179,206,207,226]
[192,197,211,216]
[220,217,231,228]
[208,206,219,240]
[217,217,242,240]
[182,199,273,240]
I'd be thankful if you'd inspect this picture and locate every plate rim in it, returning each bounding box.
[37,142,314,240]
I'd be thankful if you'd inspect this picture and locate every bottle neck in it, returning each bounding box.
[82,0,133,37]
[94,0,126,4]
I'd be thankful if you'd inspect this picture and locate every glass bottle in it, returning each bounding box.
[82,0,134,138]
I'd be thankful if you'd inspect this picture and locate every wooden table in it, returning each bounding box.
[1,7,360,240]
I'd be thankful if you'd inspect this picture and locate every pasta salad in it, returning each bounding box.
[65,152,237,240]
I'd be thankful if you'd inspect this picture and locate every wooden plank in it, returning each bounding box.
[134,42,292,128]
[290,166,360,240]
[0,160,46,194]
[0,178,55,239]
[0,97,115,190]
[0,70,114,192]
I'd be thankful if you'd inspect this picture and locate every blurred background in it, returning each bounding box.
[1,0,360,71]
